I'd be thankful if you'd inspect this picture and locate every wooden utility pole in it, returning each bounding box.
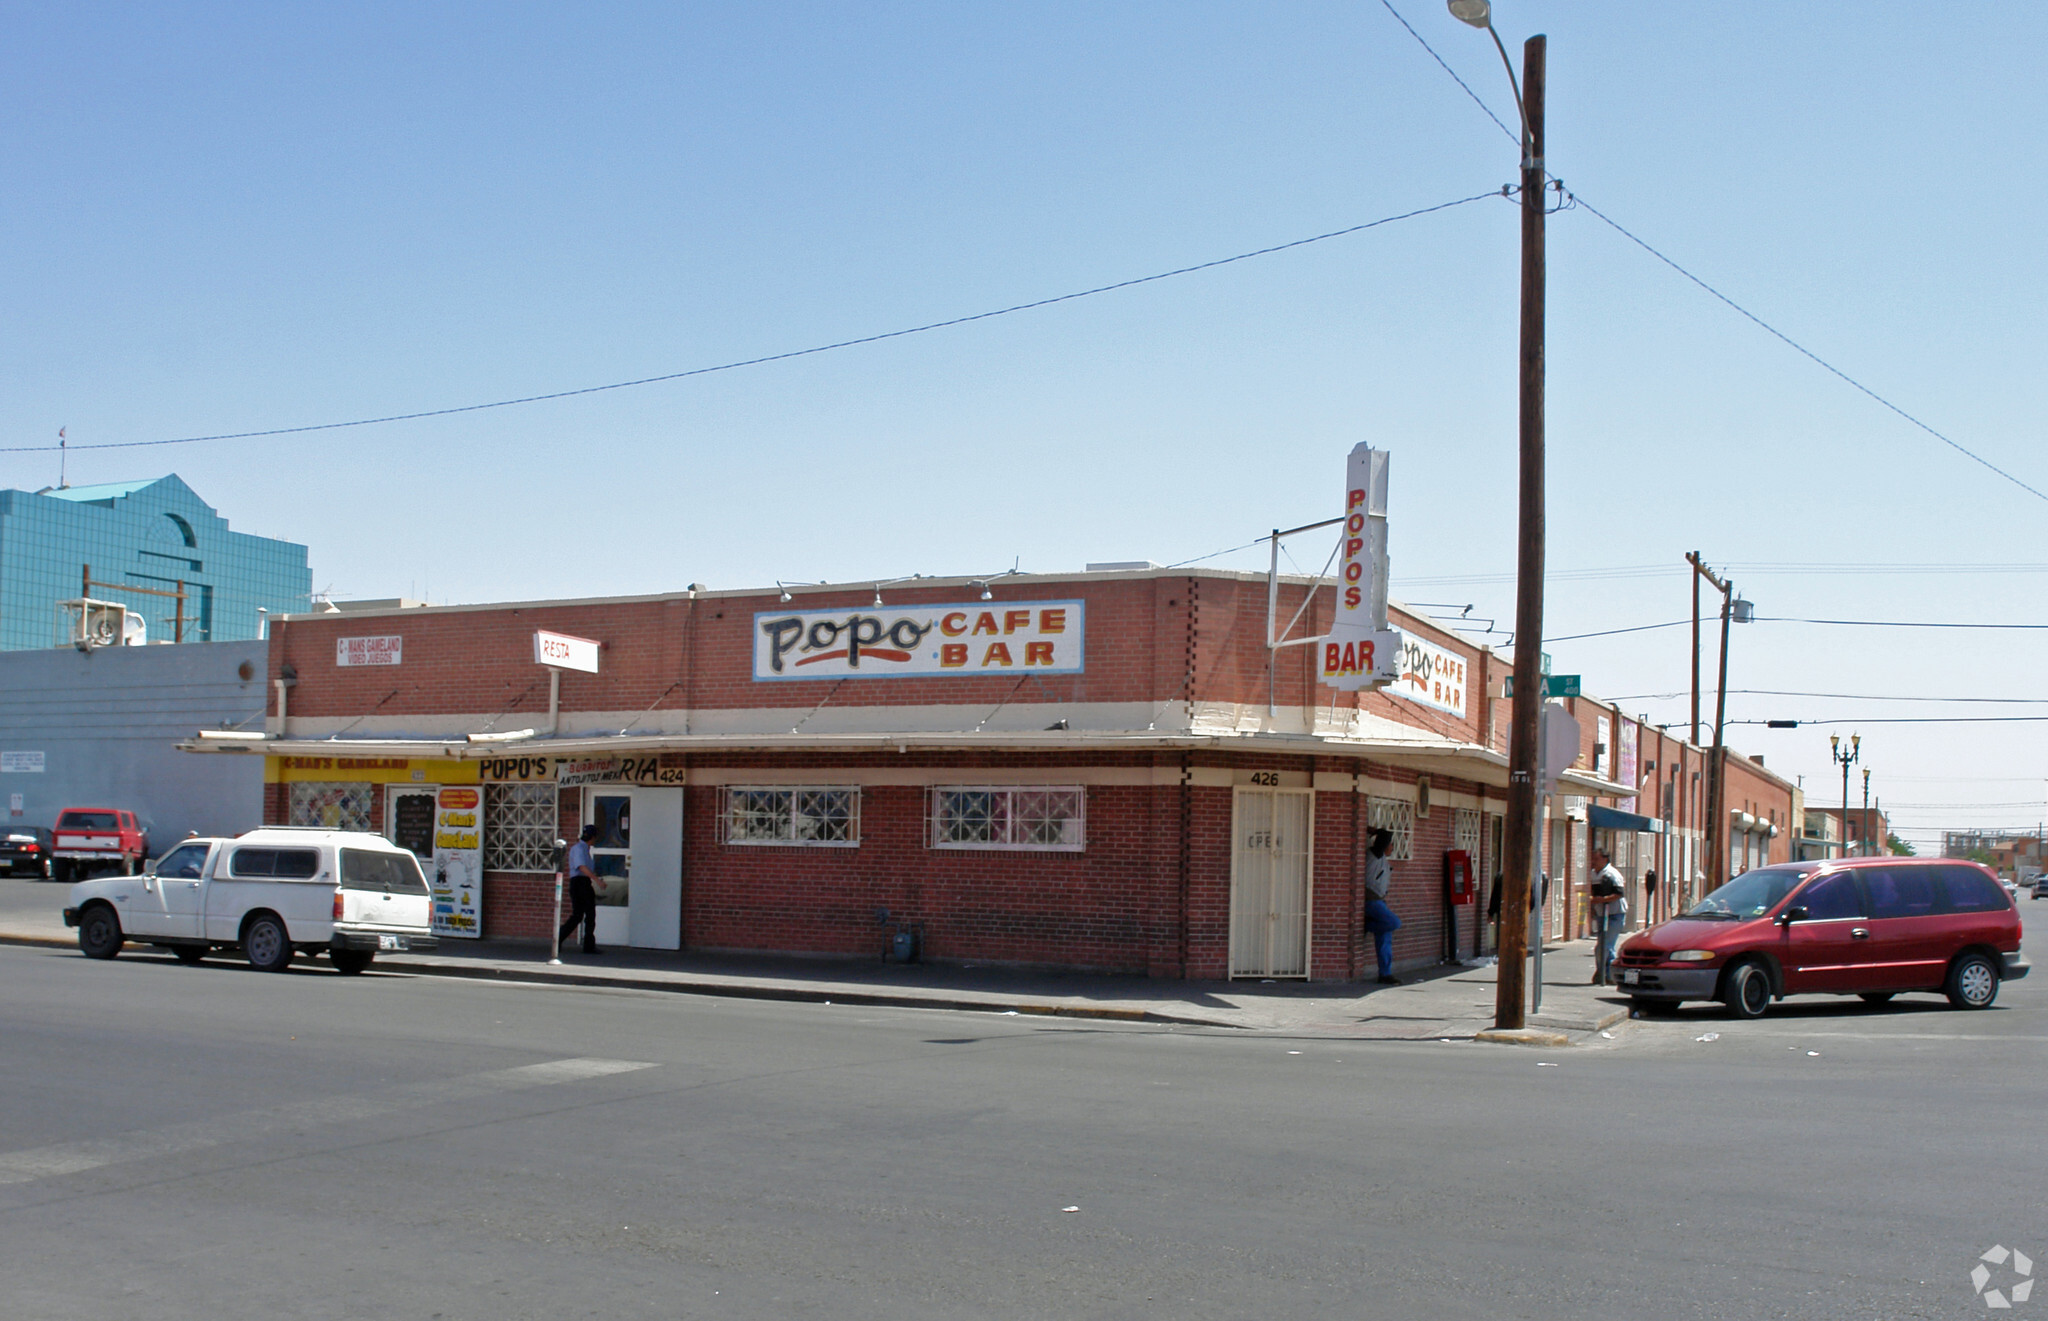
[1494,33,1546,1031]
[1690,555,1702,746]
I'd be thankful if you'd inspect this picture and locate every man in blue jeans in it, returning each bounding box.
[1362,828,1403,985]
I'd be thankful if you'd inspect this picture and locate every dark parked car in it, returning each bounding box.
[1,826,53,878]
[1613,857,2028,1019]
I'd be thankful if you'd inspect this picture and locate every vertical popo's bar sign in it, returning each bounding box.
[1319,443,1402,691]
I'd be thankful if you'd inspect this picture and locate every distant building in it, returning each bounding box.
[0,476,310,651]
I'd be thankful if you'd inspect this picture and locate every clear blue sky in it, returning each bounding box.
[5,2,2044,848]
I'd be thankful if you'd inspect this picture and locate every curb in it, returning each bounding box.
[0,931,74,950]
[366,957,1242,1028]
[1473,1027,1572,1048]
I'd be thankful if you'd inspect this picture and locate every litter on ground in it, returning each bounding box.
[1694,1032,1720,1042]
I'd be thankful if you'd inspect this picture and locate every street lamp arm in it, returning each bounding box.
[1486,24,1535,170]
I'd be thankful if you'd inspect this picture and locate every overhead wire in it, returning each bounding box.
[1374,0,2048,507]
[3,191,1499,455]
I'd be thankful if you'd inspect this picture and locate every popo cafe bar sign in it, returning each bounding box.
[754,601,1084,680]
[1320,443,1403,691]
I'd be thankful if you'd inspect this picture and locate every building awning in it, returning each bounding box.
[1588,804,1664,835]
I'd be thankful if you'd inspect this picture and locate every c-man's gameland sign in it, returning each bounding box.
[753,601,1085,681]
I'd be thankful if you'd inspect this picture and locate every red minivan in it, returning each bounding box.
[1614,857,2029,1019]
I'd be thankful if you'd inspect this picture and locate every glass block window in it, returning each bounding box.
[288,781,372,833]
[484,783,558,872]
[1366,796,1415,861]
[722,786,860,846]
[930,786,1085,851]
[1454,807,1482,855]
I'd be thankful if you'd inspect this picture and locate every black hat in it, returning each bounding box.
[1370,828,1394,849]
[579,823,599,841]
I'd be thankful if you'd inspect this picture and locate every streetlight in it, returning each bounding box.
[1450,1,1548,1033]
[1862,766,1874,857]
[1831,733,1861,861]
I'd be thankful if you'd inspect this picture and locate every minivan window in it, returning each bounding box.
[229,848,321,879]
[340,848,429,895]
[58,811,120,831]
[1793,873,1863,921]
[1863,867,1938,920]
[1684,865,1815,920]
[1938,866,2009,913]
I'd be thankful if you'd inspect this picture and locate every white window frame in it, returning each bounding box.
[1366,796,1415,861]
[1453,806,1482,856]
[483,782,558,873]
[928,785,1086,852]
[719,785,861,847]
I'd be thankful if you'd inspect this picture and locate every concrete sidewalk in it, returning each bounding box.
[0,877,1631,1040]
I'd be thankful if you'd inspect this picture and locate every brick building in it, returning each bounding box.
[182,567,1791,980]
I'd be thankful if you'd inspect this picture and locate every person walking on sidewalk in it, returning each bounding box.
[1362,827,1403,985]
[559,823,604,956]
[1588,848,1627,985]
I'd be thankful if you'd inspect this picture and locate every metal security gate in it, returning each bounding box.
[1229,788,1314,979]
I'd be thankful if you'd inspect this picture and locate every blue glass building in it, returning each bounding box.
[0,476,310,651]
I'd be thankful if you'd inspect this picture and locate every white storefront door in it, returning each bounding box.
[1228,787,1313,979]
[583,786,683,951]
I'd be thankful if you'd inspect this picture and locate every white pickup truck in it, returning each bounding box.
[63,827,440,973]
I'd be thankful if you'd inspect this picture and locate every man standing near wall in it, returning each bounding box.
[1588,847,1626,985]
[1362,828,1402,986]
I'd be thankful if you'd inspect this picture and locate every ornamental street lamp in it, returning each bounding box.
[1831,733,1862,861]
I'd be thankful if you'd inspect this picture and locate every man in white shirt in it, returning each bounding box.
[1588,848,1627,985]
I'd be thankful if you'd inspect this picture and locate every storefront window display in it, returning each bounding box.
[288,781,373,833]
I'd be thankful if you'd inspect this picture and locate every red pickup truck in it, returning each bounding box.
[51,808,150,883]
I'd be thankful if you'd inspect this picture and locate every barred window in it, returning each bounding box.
[930,786,1085,851]
[1366,796,1415,861]
[1454,806,1482,855]
[288,781,372,833]
[721,786,859,846]
[484,783,558,872]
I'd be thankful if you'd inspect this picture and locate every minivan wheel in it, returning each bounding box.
[1722,961,1772,1020]
[77,904,122,960]
[244,913,293,973]
[1945,952,1999,1010]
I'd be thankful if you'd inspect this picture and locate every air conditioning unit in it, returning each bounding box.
[55,598,143,650]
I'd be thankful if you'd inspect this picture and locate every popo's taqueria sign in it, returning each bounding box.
[754,601,1084,680]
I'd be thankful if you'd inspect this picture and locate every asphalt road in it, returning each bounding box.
[1,939,2042,1320]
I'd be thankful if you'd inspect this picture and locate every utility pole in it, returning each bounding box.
[1690,553,1702,746]
[1687,554,1735,889]
[1492,32,1546,1032]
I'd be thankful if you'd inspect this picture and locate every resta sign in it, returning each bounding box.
[753,600,1085,680]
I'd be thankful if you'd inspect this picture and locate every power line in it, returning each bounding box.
[1546,619,1690,642]
[1395,561,2048,588]
[3,192,1498,456]
[1375,0,2048,507]
[1610,688,2048,706]
[1565,190,2048,506]
[1759,616,2048,630]
[1376,0,1519,146]
[1732,715,2048,726]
